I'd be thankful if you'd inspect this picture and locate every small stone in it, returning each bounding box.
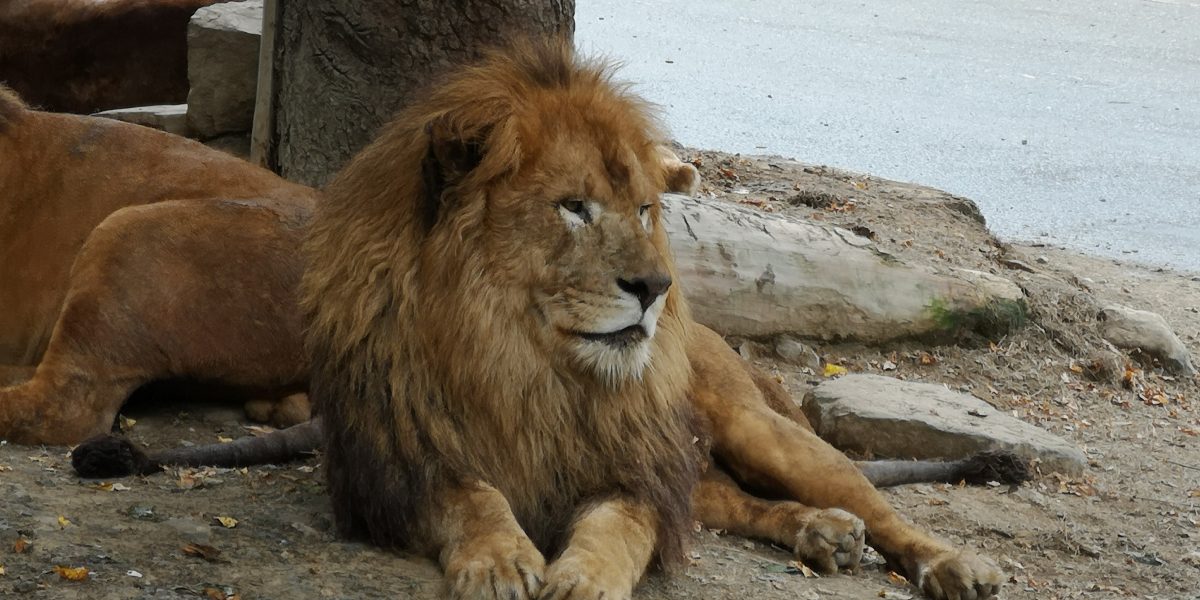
[999,258,1035,273]
[1035,255,1049,264]
[774,336,821,370]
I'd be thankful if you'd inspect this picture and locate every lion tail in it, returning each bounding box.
[856,450,1031,488]
[71,418,324,478]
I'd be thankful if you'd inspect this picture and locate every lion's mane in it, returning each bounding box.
[301,40,700,565]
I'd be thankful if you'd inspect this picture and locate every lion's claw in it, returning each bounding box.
[446,536,546,600]
[917,550,1004,600]
[793,508,866,574]
[539,553,631,600]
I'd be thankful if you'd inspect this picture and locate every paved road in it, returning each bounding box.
[576,0,1200,271]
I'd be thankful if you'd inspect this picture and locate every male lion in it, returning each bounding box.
[0,84,315,443]
[54,41,1013,599]
[299,41,1003,600]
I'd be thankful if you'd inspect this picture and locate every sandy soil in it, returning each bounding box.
[1,150,1197,599]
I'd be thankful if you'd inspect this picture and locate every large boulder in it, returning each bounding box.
[803,374,1087,475]
[1098,305,1195,376]
[661,194,1026,343]
[186,0,263,139]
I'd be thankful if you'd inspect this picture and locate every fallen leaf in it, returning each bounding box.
[215,516,239,529]
[12,538,29,553]
[823,364,848,378]
[57,515,72,528]
[217,436,234,444]
[53,565,89,581]
[0,564,5,576]
[182,543,222,562]
[118,415,136,432]
[918,352,938,366]
[887,571,910,586]
[788,560,819,578]
[111,482,130,491]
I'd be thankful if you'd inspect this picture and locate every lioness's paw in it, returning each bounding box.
[539,553,631,600]
[917,550,1003,600]
[446,536,546,600]
[793,508,865,574]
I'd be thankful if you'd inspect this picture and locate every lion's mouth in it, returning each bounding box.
[573,324,648,346]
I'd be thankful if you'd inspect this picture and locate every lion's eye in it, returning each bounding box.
[639,204,652,216]
[559,198,591,225]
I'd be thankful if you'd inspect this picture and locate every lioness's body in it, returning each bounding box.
[0,88,315,441]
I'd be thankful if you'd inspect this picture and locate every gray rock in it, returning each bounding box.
[774,336,821,370]
[93,104,189,136]
[804,374,1086,475]
[661,194,1027,343]
[186,0,262,139]
[1098,304,1195,375]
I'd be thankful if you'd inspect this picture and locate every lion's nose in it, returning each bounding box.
[617,273,672,311]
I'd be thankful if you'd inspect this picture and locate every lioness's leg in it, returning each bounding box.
[541,499,658,600]
[432,481,546,600]
[693,466,864,573]
[0,298,142,444]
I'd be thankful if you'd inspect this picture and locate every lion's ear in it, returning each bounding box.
[421,118,488,229]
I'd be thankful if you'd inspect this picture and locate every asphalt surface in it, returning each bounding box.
[576,0,1200,271]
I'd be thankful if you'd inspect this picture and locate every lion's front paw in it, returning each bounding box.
[539,553,632,600]
[793,508,865,574]
[917,550,1003,600]
[445,535,546,600]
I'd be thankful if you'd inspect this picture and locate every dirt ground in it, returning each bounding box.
[2,150,1198,600]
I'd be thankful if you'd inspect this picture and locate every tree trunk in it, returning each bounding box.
[269,0,574,186]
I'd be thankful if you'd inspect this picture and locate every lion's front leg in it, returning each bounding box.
[708,400,1003,599]
[541,499,657,600]
[693,466,864,574]
[431,481,546,600]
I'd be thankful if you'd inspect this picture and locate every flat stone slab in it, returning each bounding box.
[804,374,1086,475]
[93,104,189,136]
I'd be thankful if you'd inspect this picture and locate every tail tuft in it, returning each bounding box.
[71,434,160,478]
[958,450,1031,485]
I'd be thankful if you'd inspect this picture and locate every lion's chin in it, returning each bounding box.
[571,336,653,385]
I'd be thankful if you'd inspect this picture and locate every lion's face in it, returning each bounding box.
[482,133,675,384]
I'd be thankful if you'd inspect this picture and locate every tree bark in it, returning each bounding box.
[270,0,574,186]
